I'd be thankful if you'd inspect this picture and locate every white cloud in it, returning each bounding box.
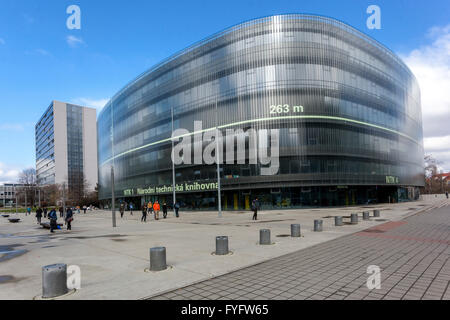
[71,98,109,112]
[35,49,51,56]
[401,24,450,171]
[66,35,85,48]
[0,38,5,45]
[0,123,25,131]
[423,135,450,172]
[0,163,22,185]
[423,135,450,152]
[24,49,53,57]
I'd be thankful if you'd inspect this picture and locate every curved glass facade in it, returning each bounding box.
[98,14,424,209]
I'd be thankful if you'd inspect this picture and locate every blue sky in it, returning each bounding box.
[1,0,450,183]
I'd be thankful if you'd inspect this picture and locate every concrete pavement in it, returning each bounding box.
[150,198,450,300]
[0,194,447,300]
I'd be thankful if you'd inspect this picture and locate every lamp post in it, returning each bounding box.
[215,99,222,218]
[111,166,116,228]
[62,182,66,218]
[171,106,176,217]
[110,97,117,228]
[14,185,17,214]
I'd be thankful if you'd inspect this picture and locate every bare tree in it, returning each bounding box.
[17,168,37,207]
[41,184,61,208]
[67,173,91,205]
[424,154,446,194]
[18,168,37,185]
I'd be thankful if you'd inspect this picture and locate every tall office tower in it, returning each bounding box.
[35,100,98,199]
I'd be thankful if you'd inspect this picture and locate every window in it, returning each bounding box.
[301,160,311,167]
[284,32,295,38]
[286,64,296,70]
[245,37,255,45]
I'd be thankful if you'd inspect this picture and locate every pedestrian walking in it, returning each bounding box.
[48,208,58,233]
[141,204,147,222]
[26,207,31,216]
[147,201,153,217]
[120,203,125,218]
[83,205,87,214]
[174,202,180,218]
[252,198,260,221]
[65,207,74,230]
[162,202,168,219]
[446,191,449,199]
[43,207,47,218]
[130,203,134,215]
[153,201,160,220]
[36,207,43,224]
[59,206,64,218]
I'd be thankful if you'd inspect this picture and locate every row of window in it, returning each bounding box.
[115,22,413,109]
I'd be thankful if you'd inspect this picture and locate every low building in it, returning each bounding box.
[0,184,24,207]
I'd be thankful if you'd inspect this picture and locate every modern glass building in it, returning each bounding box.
[97,14,424,210]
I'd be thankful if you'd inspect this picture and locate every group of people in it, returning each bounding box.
[118,200,181,222]
[34,206,75,233]
[119,202,134,218]
[141,201,180,222]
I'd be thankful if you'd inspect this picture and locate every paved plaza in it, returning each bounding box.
[150,201,450,300]
[0,195,448,300]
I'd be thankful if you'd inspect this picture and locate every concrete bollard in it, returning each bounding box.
[351,213,359,225]
[291,224,301,237]
[215,236,229,255]
[334,216,343,226]
[314,220,323,232]
[260,229,271,245]
[373,210,380,218]
[42,263,68,298]
[150,247,167,271]
[363,211,370,220]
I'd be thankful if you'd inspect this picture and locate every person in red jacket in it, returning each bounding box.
[153,201,161,220]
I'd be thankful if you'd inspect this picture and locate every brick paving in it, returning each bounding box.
[149,203,450,300]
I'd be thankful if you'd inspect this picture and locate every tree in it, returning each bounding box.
[67,172,91,205]
[18,168,37,185]
[41,184,60,208]
[17,168,37,207]
[424,154,446,194]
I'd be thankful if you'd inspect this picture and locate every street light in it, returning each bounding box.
[171,106,176,217]
[62,182,66,218]
[215,99,222,218]
[111,165,116,228]
[14,185,17,214]
[110,97,117,228]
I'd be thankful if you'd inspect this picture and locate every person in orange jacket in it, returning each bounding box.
[153,201,160,220]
